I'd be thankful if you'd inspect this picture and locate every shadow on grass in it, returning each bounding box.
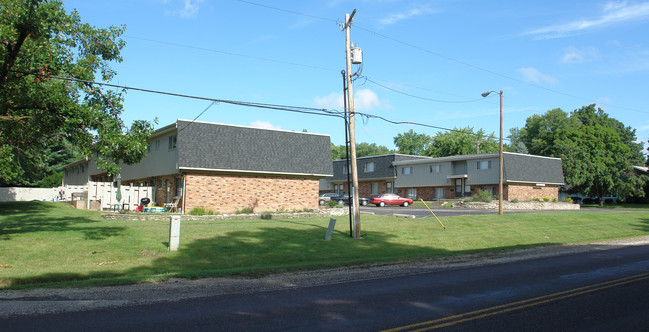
[5,223,553,289]
[0,201,126,241]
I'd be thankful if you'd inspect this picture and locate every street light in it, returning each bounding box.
[481,90,504,215]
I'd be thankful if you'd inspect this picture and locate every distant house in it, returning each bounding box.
[63,120,333,213]
[393,152,565,201]
[319,154,433,197]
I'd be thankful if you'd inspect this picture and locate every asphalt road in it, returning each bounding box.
[4,242,649,331]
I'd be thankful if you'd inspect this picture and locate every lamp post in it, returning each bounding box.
[481,90,504,215]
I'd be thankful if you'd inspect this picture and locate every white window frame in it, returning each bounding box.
[168,135,177,150]
[477,160,492,170]
[365,161,375,173]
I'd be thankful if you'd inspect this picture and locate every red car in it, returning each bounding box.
[371,193,413,207]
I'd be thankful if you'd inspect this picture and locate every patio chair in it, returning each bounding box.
[165,196,182,213]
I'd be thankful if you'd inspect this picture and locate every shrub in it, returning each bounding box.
[552,198,558,202]
[189,206,215,216]
[604,198,616,205]
[563,197,573,203]
[235,207,254,214]
[327,200,339,208]
[543,197,551,202]
[511,198,519,203]
[472,189,493,203]
[571,197,582,203]
[533,198,542,202]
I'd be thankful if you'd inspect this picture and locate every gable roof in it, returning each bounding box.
[176,120,333,177]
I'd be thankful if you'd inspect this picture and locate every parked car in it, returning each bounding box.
[332,193,370,206]
[318,193,339,206]
[371,193,413,207]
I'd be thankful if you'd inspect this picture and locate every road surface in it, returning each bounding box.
[3,240,649,331]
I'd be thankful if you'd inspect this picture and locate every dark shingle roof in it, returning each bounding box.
[504,153,564,184]
[176,120,333,176]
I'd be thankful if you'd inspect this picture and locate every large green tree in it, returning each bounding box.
[330,142,393,160]
[428,127,498,157]
[393,129,431,155]
[0,0,154,186]
[516,105,646,205]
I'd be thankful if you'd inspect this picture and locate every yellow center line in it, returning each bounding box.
[382,271,649,332]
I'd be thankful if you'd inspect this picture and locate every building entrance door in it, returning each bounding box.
[455,179,464,198]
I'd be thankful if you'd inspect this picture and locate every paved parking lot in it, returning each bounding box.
[359,205,576,218]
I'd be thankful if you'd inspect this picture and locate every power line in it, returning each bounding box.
[9,69,345,119]
[234,0,649,115]
[12,69,642,159]
[362,76,484,103]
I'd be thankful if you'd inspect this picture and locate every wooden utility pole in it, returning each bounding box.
[343,10,361,238]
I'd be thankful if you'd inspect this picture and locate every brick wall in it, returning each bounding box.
[184,173,319,214]
[506,184,559,201]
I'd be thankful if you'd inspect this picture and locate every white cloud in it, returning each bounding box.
[313,89,386,111]
[517,67,558,84]
[179,0,203,18]
[379,5,437,26]
[525,1,649,39]
[249,121,281,130]
[561,46,599,64]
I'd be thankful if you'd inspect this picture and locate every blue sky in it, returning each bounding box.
[63,0,649,155]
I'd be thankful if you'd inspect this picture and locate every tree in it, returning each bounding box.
[393,129,431,155]
[0,0,154,186]
[428,127,498,157]
[330,142,393,160]
[516,105,646,206]
[355,142,393,158]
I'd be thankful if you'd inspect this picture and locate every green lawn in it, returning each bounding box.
[1,201,648,290]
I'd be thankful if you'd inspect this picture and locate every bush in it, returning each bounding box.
[189,206,215,215]
[543,197,551,202]
[533,198,542,202]
[604,198,616,205]
[472,189,493,203]
[511,198,519,203]
[552,198,558,202]
[327,200,340,208]
[563,197,573,204]
[235,207,254,214]
[571,197,582,203]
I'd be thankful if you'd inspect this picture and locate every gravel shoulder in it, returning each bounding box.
[2,235,649,318]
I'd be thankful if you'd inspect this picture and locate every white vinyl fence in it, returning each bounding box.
[66,181,155,211]
[0,187,60,202]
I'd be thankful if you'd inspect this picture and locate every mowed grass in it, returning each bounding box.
[1,201,648,289]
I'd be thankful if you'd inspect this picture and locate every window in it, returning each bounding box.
[477,160,492,170]
[386,182,394,193]
[81,166,85,173]
[342,164,351,174]
[406,188,417,199]
[334,184,344,194]
[365,162,375,173]
[480,186,494,195]
[155,139,160,151]
[370,182,379,195]
[430,165,441,173]
[402,167,413,175]
[174,177,183,197]
[434,188,445,199]
[168,135,177,150]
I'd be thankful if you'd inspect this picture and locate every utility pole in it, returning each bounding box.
[474,140,482,154]
[343,10,361,238]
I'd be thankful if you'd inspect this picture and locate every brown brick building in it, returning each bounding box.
[63,120,333,213]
